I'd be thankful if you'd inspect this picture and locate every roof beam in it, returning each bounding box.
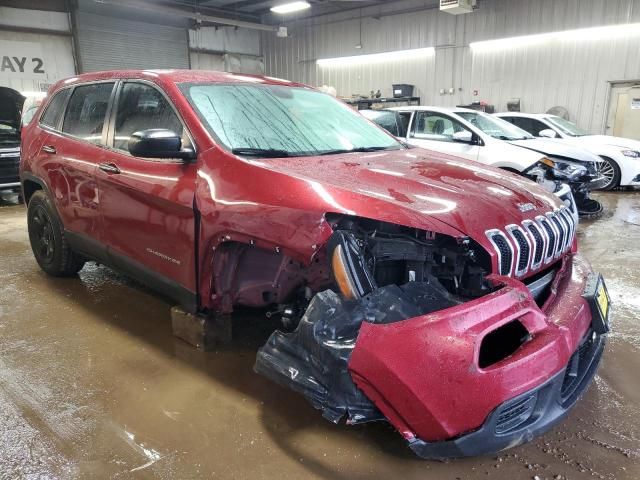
[98,0,278,31]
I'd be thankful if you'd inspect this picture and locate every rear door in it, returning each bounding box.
[407,111,480,161]
[31,83,115,242]
[97,80,198,306]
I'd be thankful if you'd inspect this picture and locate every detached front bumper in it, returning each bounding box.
[256,252,607,459]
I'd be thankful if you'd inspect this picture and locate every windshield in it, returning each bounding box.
[546,116,589,137]
[181,83,401,157]
[456,111,533,141]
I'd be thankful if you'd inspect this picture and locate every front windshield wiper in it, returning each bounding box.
[232,148,291,158]
[318,146,399,156]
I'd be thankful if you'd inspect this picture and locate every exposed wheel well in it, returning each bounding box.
[22,179,43,205]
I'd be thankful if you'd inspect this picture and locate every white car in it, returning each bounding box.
[385,106,605,216]
[495,112,640,190]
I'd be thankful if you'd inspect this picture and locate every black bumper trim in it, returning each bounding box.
[408,331,605,459]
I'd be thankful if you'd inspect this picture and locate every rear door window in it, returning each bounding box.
[40,89,71,129]
[62,83,115,144]
[411,112,466,142]
[113,82,187,152]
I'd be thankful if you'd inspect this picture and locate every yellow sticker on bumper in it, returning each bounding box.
[597,283,609,319]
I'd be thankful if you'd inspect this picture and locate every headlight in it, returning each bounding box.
[523,157,554,180]
[621,150,640,158]
[548,159,588,181]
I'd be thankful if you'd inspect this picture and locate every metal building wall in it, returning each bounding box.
[0,6,75,92]
[263,0,640,133]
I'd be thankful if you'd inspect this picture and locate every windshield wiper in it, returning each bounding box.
[319,146,398,156]
[232,148,291,158]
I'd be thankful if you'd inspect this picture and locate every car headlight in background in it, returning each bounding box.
[548,159,588,181]
[524,157,555,180]
[524,157,588,182]
[621,150,640,158]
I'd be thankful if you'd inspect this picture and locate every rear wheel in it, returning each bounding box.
[27,191,85,276]
[598,157,621,190]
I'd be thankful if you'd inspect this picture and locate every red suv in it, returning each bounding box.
[20,70,610,459]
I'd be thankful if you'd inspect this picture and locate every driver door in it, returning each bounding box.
[407,111,480,161]
[97,80,198,307]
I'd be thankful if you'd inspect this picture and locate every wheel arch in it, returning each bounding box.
[21,173,49,205]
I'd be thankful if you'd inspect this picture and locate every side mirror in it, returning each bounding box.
[452,130,474,144]
[538,129,558,139]
[128,129,195,160]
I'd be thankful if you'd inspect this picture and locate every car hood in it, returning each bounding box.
[570,135,640,151]
[509,138,602,164]
[259,148,561,238]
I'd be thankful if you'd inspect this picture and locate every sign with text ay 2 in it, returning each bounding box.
[1,40,46,79]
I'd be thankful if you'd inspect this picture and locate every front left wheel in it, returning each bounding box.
[598,156,621,190]
[27,190,85,276]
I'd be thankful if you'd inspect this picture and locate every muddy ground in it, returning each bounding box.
[0,191,638,479]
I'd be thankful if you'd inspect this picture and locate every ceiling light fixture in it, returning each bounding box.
[270,1,311,14]
[470,22,640,51]
[317,47,435,67]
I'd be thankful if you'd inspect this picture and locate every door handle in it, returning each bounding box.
[42,145,56,154]
[98,162,121,174]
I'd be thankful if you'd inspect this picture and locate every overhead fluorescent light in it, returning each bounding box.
[270,1,311,14]
[470,22,640,51]
[317,47,435,67]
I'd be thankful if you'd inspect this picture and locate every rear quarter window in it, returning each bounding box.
[40,89,71,129]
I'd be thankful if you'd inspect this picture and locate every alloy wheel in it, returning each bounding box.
[31,206,55,263]
[598,159,616,190]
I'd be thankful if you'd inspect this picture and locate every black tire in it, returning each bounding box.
[598,156,621,191]
[27,190,85,276]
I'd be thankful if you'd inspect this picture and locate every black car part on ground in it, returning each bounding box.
[254,279,461,424]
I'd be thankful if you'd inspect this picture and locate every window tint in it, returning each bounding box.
[411,112,466,142]
[509,117,533,133]
[62,83,114,144]
[40,89,70,129]
[530,119,550,136]
[398,112,411,137]
[114,82,185,152]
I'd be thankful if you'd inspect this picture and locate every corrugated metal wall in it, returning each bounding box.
[74,11,190,72]
[263,0,640,133]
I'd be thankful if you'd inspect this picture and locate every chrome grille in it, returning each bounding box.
[507,225,531,276]
[485,208,576,277]
[524,220,544,269]
[486,230,513,276]
[550,215,566,257]
[538,217,557,262]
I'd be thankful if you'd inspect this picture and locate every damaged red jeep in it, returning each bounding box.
[20,71,610,459]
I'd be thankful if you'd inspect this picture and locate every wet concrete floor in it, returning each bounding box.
[0,190,639,479]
